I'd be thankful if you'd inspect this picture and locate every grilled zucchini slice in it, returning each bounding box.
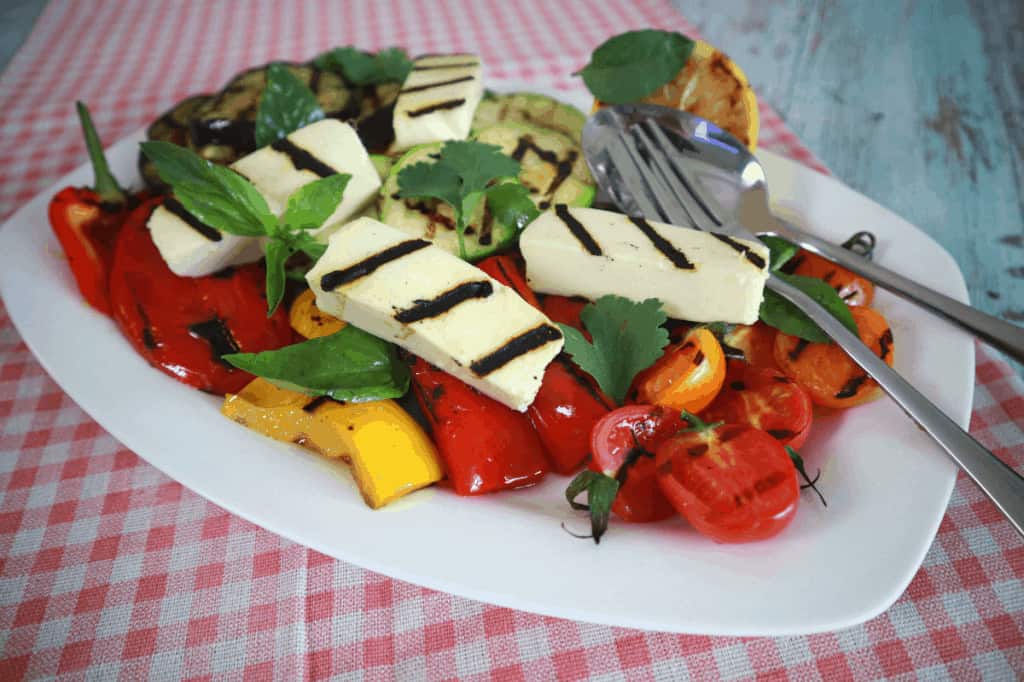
[471,92,586,143]
[472,121,595,210]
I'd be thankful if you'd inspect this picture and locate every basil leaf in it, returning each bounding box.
[140,141,274,236]
[254,63,325,147]
[578,30,694,105]
[759,273,859,343]
[281,174,351,232]
[264,240,292,316]
[485,182,540,233]
[760,235,798,271]
[290,232,327,261]
[224,326,410,402]
[314,46,412,85]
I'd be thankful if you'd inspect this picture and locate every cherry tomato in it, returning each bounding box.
[109,199,294,395]
[773,306,894,409]
[788,250,875,307]
[633,327,726,413]
[722,322,778,369]
[656,415,799,543]
[701,361,813,449]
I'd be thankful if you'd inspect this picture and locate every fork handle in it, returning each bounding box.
[770,222,1024,364]
[767,274,1024,537]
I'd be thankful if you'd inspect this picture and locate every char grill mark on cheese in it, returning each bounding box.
[270,138,338,177]
[411,61,479,71]
[320,239,432,291]
[407,98,467,117]
[555,204,602,255]
[470,324,563,377]
[164,197,222,242]
[710,232,767,269]
[400,75,475,94]
[394,280,494,323]
[627,216,695,270]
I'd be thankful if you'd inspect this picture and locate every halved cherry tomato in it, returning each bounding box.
[633,327,726,413]
[787,250,875,307]
[108,199,294,395]
[541,295,588,334]
[722,322,778,369]
[701,361,813,449]
[774,306,894,409]
[566,405,684,542]
[656,414,799,543]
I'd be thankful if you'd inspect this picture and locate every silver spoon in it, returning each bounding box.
[582,103,1024,537]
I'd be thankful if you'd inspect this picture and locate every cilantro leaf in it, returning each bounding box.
[559,295,669,405]
[760,235,798,271]
[396,141,523,259]
[314,46,412,85]
[224,326,410,402]
[578,30,694,105]
[281,173,350,232]
[485,182,540,233]
[254,63,325,147]
[140,141,274,236]
[760,273,859,343]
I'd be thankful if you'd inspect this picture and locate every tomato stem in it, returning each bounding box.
[76,101,126,205]
[679,410,723,433]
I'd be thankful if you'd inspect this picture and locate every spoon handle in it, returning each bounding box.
[773,222,1024,364]
[767,273,1024,537]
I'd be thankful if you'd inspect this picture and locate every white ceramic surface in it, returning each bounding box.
[0,82,973,636]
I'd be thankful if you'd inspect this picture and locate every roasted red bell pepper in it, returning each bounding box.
[477,255,612,474]
[409,357,548,495]
[108,198,294,395]
[47,102,133,315]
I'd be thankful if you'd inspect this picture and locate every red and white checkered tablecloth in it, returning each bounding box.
[1,1,1021,679]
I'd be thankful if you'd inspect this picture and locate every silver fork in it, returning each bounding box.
[589,113,1024,537]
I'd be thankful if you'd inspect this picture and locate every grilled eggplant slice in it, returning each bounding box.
[139,94,212,190]
[472,121,595,210]
[471,92,587,143]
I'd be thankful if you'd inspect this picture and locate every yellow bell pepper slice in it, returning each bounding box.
[222,379,443,508]
[289,289,345,339]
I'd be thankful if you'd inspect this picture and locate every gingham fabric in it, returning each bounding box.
[0,1,1021,679]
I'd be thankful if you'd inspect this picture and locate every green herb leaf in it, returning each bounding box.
[578,30,695,105]
[264,240,292,316]
[281,173,351,232]
[224,326,410,402]
[290,232,327,261]
[75,101,125,204]
[786,446,827,507]
[140,141,274,237]
[397,141,523,259]
[565,470,620,544]
[559,295,669,405]
[759,273,859,343]
[485,182,540,233]
[759,235,798,271]
[314,46,412,85]
[254,63,326,147]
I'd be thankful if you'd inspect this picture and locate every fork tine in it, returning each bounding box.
[603,135,669,222]
[623,127,695,227]
[627,124,710,231]
[640,119,728,227]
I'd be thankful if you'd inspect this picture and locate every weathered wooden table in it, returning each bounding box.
[681,0,1023,371]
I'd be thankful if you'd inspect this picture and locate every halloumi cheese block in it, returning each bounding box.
[521,206,770,324]
[391,54,484,152]
[149,119,380,277]
[147,199,264,277]
[231,118,381,236]
[306,217,563,411]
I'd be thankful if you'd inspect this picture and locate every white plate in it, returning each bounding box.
[0,81,973,636]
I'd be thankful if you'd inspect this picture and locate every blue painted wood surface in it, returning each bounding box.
[676,0,1023,371]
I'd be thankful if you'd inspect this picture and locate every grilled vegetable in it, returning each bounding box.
[473,121,595,210]
[139,94,211,190]
[289,289,346,340]
[222,379,442,509]
[472,92,587,143]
